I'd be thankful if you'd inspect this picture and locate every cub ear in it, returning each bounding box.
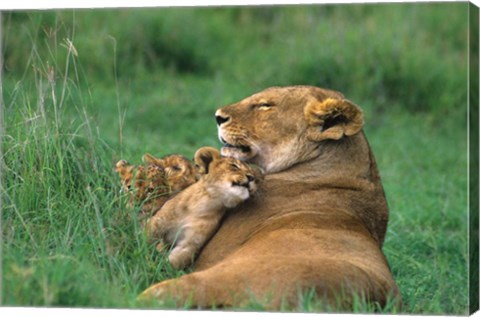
[304,98,364,141]
[142,153,165,168]
[194,147,221,175]
[135,165,147,180]
[250,164,265,181]
[116,160,133,177]
[116,159,129,171]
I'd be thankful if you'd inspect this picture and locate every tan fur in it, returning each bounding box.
[140,86,402,310]
[116,160,165,208]
[143,153,199,193]
[116,153,198,215]
[144,147,261,270]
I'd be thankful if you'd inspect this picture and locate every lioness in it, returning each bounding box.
[140,86,402,310]
[145,147,261,270]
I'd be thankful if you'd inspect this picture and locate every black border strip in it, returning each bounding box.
[469,2,479,315]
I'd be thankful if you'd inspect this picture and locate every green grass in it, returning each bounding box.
[1,3,470,314]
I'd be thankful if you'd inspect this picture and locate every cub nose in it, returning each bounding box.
[247,175,255,182]
[215,114,230,126]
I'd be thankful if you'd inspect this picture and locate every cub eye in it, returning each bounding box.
[230,163,240,170]
[171,165,181,172]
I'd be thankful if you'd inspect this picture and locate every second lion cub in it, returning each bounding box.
[145,147,261,270]
[116,153,198,216]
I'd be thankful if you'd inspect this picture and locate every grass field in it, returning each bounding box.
[1,3,471,314]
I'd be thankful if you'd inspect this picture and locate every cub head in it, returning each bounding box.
[214,85,364,173]
[194,147,262,208]
[115,160,167,203]
[143,153,198,193]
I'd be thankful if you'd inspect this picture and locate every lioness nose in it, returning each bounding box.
[215,113,230,126]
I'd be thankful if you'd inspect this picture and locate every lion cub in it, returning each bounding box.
[145,147,261,270]
[115,153,198,216]
[142,153,199,193]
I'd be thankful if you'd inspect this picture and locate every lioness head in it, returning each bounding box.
[215,86,364,173]
[194,146,262,208]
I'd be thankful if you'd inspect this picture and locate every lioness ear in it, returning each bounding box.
[194,147,221,175]
[142,153,165,168]
[304,98,364,141]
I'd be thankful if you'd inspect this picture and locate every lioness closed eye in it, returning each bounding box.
[145,146,262,270]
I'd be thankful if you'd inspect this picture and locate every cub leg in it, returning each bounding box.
[144,212,169,243]
[168,244,197,270]
[156,241,166,253]
[144,213,171,255]
[168,221,218,270]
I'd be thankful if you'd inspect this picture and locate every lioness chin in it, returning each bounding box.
[139,85,401,311]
